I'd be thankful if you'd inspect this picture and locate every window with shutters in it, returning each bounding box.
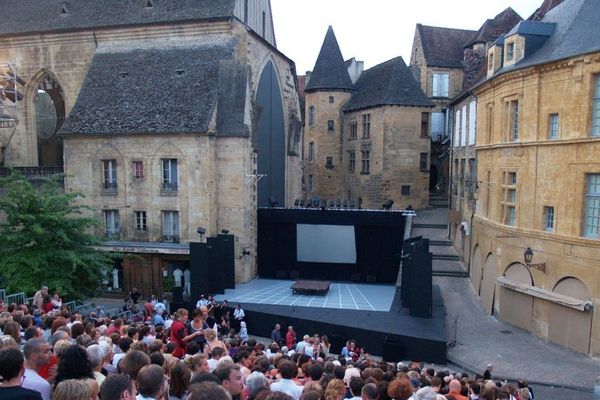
[432,73,449,97]
[162,211,180,243]
[161,159,178,193]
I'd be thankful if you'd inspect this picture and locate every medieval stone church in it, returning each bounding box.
[0,0,302,294]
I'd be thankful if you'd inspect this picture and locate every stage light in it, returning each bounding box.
[336,199,341,208]
[312,198,320,208]
[350,201,355,208]
[294,199,300,206]
[329,200,335,207]
[383,199,394,210]
[197,227,206,242]
[268,196,278,208]
[221,229,229,234]
[343,200,348,208]
[320,199,327,209]
[299,199,305,206]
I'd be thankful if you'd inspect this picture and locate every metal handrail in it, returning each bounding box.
[5,292,25,305]
[0,289,5,301]
[63,301,76,311]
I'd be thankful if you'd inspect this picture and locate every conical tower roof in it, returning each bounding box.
[305,26,354,92]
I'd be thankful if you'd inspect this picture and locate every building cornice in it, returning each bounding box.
[473,215,600,259]
[476,136,600,151]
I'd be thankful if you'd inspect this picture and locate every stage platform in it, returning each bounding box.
[211,278,447,364]
[213,278,395,311]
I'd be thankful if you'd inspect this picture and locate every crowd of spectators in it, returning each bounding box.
[0,286,534,400]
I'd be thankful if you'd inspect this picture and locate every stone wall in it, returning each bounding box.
[472,53,600,356]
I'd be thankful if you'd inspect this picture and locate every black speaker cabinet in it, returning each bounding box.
[382,338,404,362]
[218,234,235,289]
[207,237,225,295]
[189,242,210,303]
[409,251,432,318]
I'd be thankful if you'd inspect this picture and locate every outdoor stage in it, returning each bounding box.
[213,278,447,363]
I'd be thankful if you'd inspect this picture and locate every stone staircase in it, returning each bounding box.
[410,196,468,278]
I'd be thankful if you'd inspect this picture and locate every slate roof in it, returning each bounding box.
[59,40,236,136]
[417,24,476,68]
[486,0,598,78]
[506,21,555,37]
[304,26,354,92]
[465,8,522,47]
[0,0,236,37]
[343,57,433,113]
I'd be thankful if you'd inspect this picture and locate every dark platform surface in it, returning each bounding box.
[236,284,447,364]
[291,280,331,295]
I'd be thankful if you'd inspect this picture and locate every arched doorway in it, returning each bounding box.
[470,245,482,295]
[32,73,65,166]
[255,60,285,207]
[499,263,533,331]
[548,277,592,354]
[480,253,496,314]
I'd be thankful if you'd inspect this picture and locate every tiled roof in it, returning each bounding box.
[59,40,236,136]
[488,0,598,77]
[0,0,235,37]
[417,24,476,68]
[304,26,354,92]
[343,57,433,113]
[465,8,522,47]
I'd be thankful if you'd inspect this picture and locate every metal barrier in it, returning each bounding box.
[5,292,25,305]
[25,296,34,306]
[63,301,76,312]
[104,307,121,318]
[73,303,93,316]
[0,289,5,301]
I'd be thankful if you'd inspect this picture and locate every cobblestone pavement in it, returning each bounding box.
[413,206,600,393]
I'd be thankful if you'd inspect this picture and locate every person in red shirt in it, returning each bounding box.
[42,295,53,314]
[285,325,296,350]
[169,308,202,358]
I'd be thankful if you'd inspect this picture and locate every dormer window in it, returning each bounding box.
[506,43,515,62]
[432,73,449,97]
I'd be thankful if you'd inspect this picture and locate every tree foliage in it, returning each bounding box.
[0,171,115,300]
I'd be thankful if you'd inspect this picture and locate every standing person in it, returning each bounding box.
[0,347,42,400]
[285,326,297,350]
[320,335,331,357]
[187,309,208,352]
[239,321,248,343]
[41,295,53,314]
[33,286,49,311]
[51,293,62,310]
[21,339,52,400]
[271,323,283,346]
[100,373,137,400]
[233,304,245,332]
[170,309,202,358]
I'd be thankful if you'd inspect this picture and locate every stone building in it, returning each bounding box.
[303,27,433,210]
[0,0,302,295]
[409,24,476,193]
[448,8,522,260]
[471,0,600,356]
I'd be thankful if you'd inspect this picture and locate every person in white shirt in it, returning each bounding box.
[196,295,208,309]
[270,360,303,400]
[22,339,52,400]
[233,304,245,332]
[173,268,183,288]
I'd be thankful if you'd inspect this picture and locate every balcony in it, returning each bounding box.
[162,234,180,243]
[161,182,178,195]
[101,181,118,196]
[0,166,64,187]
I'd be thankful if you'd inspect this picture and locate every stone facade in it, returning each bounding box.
[472,53,600,356]
[0,5,302,295]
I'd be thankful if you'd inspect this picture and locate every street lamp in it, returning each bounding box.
[523,247,545,272]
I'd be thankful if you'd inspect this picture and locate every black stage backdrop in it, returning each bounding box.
[257,208,405,284]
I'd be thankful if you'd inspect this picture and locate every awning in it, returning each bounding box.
[496,276,593,312]
[96,241,189,255]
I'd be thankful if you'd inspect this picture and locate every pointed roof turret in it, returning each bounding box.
[305,26,353,92]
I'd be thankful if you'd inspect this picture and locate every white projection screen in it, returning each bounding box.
[296,224,357,264]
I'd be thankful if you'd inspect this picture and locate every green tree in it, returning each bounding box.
[0,170,115,300]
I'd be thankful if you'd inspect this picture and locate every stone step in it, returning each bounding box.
[428,204,450,209]
[432,254,461,261]
[432,270,470,277]
[430,240,453,246]
[412,223,448,229]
